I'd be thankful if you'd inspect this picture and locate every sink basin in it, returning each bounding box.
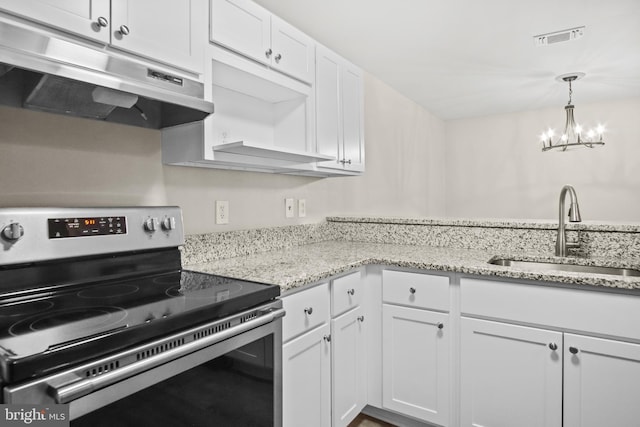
[488,258,640,277]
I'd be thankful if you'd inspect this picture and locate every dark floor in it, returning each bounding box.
[348,413,397,427]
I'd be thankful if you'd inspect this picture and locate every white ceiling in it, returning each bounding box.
[252,0,640,120]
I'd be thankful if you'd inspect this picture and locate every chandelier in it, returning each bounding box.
[540,73,605,152]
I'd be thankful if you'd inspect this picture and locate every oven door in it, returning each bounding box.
[4,302,284,427]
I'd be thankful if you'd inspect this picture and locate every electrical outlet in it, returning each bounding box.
[215,200,229,224]
[285,198,295,218]
[298,199,306,218]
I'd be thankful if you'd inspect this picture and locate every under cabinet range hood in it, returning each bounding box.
[0,20,214,129]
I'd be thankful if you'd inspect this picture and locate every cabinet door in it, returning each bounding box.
[210,0,271,67]
[0,0,110,43]
[270,15,314,84]
[460,318,562,427]
[332,307,366,427]
[341,62,364,171]
[382,304,449,425]
[111,0,205,72]
[282,323,331,427]
[564,333,640,427]
[315,45,342,169]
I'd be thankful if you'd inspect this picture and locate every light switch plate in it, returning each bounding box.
[298,199,306,217]
[285,198,295,218]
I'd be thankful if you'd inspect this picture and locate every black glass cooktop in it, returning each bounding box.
[0,270,279,383]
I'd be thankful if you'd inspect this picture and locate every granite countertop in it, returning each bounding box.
[185,241,640,293]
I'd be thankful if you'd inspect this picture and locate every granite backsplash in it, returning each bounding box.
[181,217,640,265]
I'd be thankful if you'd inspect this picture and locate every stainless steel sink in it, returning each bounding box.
[487,258,640,277]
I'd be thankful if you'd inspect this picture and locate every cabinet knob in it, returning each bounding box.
[548,343,558,351]
[265,48,273,58]
[304,307,313,315]
[347,288,355,296]
[96,17,109,28]
[437,322,444,330]
[274,53,282,63]
[118,25,130,36]
[323,334,331,342]
[569,346,579,354]
[357,316,365,322]
[409,287,416,295]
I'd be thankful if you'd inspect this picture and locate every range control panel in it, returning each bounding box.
[48,216,127,239]
[0,207,184,266]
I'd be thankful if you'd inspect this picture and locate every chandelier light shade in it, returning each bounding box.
[540,72,605,152]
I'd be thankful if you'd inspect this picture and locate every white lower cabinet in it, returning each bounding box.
[461,318,563,427]
[282,323,331,427]
[282,272,366,427]
[381,270,450,426]
[563,333,640,427]
[332,306,366,427]
[461,277,640,427]
[282,283,331,427]
[382,304,450,425]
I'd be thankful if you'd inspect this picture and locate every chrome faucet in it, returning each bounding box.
[556,185,582,257]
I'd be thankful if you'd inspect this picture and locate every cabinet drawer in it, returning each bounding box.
[461,277,640,342]
[331,270,363,317]
[282,282,330,342]
[382,270,449,311]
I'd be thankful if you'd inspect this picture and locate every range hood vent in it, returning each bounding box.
[0,20,214,129]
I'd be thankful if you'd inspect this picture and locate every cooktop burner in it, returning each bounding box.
[9,306,128,335]
[0,300,55,317]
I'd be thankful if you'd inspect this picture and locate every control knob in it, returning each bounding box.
[161,217,176,231]
[2,222,24,242]
[144,218,158,232]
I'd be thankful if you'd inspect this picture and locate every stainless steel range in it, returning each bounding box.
[0,207,283,426]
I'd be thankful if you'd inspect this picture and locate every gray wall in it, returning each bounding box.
[444,97,640,222]
[0,73,446,235]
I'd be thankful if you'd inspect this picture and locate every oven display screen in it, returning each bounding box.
[48,216,127,239]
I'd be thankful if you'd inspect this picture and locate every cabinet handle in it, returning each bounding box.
[409,287,416,295]
[323,334,331,342]
[548,343,558,351]
[347,289,355,296]
[265,48,273,58]
[274,53,282,63]
[118,25,130,36]
[569,346,579,354]
[357,316,365,322]
[437,322,444,330]
[339,159,352,165]
[304,307,313,315]
[96,17,109,28]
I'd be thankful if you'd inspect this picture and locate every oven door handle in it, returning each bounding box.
[50,307,286,404]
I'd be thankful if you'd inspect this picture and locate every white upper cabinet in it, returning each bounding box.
[0,0,111,43]
[0,0,205,73]
[109,0,205,73]
[269,15,314,84]
[315,44,364,173]
[210,0,270,65]
[210,0,314,84]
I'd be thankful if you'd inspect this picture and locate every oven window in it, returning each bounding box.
[71,335,274,427]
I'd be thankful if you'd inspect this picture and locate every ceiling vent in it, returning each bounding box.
[534,26,585,46]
